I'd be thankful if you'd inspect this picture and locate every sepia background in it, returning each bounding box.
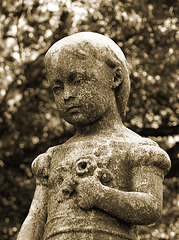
[0,0,178,239]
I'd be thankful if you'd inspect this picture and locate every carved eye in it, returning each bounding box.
[53,81,64,92]
[73,79,82,85]
[73,73,87,85]
[74,76,84,85]
[53,86,62,93]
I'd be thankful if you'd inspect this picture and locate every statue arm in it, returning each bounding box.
[17,148,53,239]
[93,144,170,224]
[77,146,170,225]
[94,166,163,225]
[17,183,48,240]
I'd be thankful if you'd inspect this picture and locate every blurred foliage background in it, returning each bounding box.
[0,0,178,239]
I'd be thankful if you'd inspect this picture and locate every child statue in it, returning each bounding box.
[17,32,171,240]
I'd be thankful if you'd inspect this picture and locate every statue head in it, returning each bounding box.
[45,32,130,124]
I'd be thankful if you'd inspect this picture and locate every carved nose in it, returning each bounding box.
[64,85,73,101]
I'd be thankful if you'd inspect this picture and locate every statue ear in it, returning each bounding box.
[112,68,123,89]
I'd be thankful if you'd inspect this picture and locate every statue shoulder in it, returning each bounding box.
[31,147,55,185]
[129,137,171,176]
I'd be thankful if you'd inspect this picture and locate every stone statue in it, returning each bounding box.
[17,32,171,240]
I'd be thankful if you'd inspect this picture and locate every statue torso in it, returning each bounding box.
[32,129,170,240]
[43,131,148,240]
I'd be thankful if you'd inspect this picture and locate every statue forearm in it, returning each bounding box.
[17,215,46,240]
[17,184,47,240]
[95,185,162,225]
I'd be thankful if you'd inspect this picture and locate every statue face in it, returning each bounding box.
[47,51,116,126]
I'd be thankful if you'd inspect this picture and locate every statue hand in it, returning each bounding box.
[75,168,102,209]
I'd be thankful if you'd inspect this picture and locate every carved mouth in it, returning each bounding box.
[67,106,81,113]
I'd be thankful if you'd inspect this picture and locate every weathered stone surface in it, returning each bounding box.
[17,32,171,240]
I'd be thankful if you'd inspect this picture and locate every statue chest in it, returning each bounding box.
[48,139,132,196]
[44,138,137,239]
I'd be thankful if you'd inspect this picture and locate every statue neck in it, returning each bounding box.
[74,105,123,138]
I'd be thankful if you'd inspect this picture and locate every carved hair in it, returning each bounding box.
[45,32,130,119]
